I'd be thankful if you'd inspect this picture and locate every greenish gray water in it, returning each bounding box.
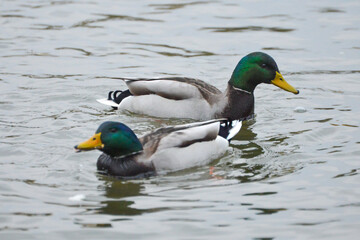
[1,0,359,239]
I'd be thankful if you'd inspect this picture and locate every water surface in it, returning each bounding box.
[1,0,360,239]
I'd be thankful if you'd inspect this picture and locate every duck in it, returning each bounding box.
[97,52,299,121]
[74,119,242,178]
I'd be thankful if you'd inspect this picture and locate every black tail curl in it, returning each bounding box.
[107,89,132,109]
[218,120,233,141]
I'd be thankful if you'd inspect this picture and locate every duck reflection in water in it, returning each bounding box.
[94,177,146,216]
[227,120,300,183]
[94,176,168,216]
[230,120,263,159]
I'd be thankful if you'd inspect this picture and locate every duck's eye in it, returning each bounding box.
[261,63,267,68]
[110,128,117,133]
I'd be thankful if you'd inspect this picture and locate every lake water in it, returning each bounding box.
[1,0,359,239]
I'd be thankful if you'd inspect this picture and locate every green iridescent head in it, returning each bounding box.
[229,52,299,94]
[75,121,143,157]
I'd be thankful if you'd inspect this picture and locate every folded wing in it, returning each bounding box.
[125,77,221,101]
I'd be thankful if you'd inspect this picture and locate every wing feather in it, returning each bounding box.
[156,121,219,150]
[124,77,222,102]
[139,120,223,157]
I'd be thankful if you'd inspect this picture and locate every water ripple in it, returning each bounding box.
[201,26,295,33]
[333,168,359,178]
[123,42,215,58]
[149,1,212,11]
[56,47,92,56]
[288,70,360,75]
[72,14,163,28]
[319,8,345,13]
[0,14,35,19]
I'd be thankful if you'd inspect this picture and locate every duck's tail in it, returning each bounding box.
[96,89,132,109]
[218,120,242,141]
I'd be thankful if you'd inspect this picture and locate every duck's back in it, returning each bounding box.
[126,77,222,100]
[116,78,223,120]
[139,120,229,172]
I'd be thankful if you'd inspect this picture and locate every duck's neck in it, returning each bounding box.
[219,84,255,120]
[228,64,260,93]
[103,138,143,157]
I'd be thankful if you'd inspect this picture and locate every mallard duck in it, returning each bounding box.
[74,119,242,177]
[97,52,299,120]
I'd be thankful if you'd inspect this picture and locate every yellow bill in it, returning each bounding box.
[271,72,299,94]
[75,132,103,152]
